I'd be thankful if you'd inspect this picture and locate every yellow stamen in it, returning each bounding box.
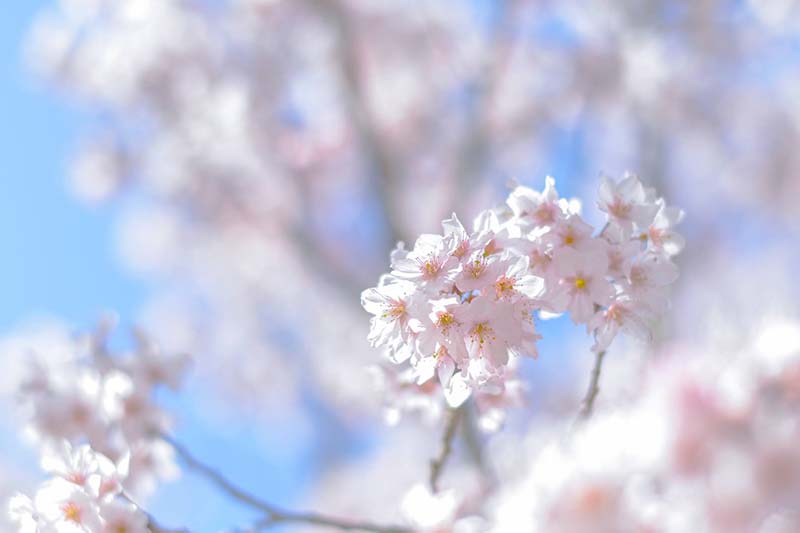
[62,502,81,524]
[495,277,515,298]
[437,312,454,328]
[574,277,587,289]
[471,322,496,346]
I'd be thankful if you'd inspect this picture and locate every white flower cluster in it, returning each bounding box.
[490,321,800,533]
[9,443,148,533]
[15,321,190,501]
[363,175,683,409]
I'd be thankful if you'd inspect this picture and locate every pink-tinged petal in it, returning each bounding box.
[486,341,509,368]
[648,258,680,285]
[598,176,616,205]
[437,356,455,387]
[570,292,595,324]
[444,376,472,408]
[590,278,615,307]
[516,275,545,299]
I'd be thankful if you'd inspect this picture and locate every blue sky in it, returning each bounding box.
[0,5,308,530]
[0,2,144,333]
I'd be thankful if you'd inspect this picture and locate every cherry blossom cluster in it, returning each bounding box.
[489,323,800,533]
[363,175,683,410]
[14,320,190,502]
[9,442,149,533]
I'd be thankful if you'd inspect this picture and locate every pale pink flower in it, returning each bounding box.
[622,253,680,312]
[416,298,468,364]
[515,230,559,285]
[506,177,564,228]
[35,479,102,532]
[8,494,39,533]
[361,276,420,356]
[126,333,191,390]
[644,200,685,257]
[455,252,503,292]
[545,215,602,253]
[597,174,659,237]
[391,233,457,288]
[461,295,539,368]
[602,240,641,280]
[491,256,545,301]
[550,248,614,323]
[588,297,653,352]
[98,500,148,533]
[442,213,475,262]
[40,442,118,496]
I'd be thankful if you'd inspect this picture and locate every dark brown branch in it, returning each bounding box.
[161,434,412,533]
[428,407,463,493]
[576,350,607,421]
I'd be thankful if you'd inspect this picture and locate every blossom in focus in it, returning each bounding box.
[363,175,683,419]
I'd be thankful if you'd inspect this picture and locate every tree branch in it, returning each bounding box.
[576,350,607,421]
[460,402,496,491]
[428,407,463,493]
[160,434,412,533]
[307,0,408,249]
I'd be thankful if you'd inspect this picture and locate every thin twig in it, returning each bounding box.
[576,350,607,421]
[160,434,412,533]
[460,403,496,491]
[428,407,463,493]
[121,489,189,533]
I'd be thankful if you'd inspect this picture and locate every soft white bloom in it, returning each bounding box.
[8,494,38,533]
[35,479,102,532]
[364,176,681,421]
[391,234,457,289]
[550,248,614,323]
[40,442,120,498]
[588,297,653,353]
[545,215,601,253]
[98,500,148,533]
[622,253,680,312]
[645,200,685,257]
[361,276,421,357]
[506,177,563,228]
[597,174,659,238]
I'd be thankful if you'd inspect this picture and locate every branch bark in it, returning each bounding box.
[161,434,412,533]
[576,350,607,421]
[428,407,463,493]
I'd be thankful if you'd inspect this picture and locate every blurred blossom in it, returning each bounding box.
[4,0,800,531]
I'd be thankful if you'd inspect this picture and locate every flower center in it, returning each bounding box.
[382,300,406,319]
[452,240,469,259]
[470,322,496,346]
[422,260,439,277]
[574,277,587,290]
[494,276,515,298]
[62,502,81,523]
[609,198,632,219]
[436,311,456,333]
[466,259,486,279]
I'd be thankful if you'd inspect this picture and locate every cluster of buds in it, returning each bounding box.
[13,320,190,502]
[362,175,683,410]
